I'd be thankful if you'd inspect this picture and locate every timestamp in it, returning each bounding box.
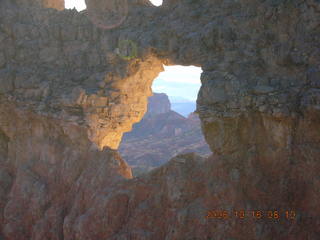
[205,210,296,220]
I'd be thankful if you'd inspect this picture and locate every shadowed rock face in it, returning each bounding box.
[0,0,319,239]
[2,0,65,10]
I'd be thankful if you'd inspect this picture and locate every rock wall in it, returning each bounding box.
[0,0,319,239]
[2,0,65,10]
[0,98,132,239]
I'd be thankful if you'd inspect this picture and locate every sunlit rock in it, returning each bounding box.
[0,0,319,239]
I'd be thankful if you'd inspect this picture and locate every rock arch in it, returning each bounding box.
[0,0,319,238]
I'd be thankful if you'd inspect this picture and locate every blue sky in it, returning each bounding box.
[152,65,202,101]
[65,1,202,101]
[65,0,86,10]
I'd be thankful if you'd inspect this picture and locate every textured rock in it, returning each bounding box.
[0,0,319,239]
[2,0,65,10]
[0,98,132,239]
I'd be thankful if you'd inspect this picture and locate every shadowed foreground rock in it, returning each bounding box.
[0,0,319,239]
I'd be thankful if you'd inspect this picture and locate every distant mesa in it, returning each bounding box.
[119,93,211,176]
[146,93,171,116]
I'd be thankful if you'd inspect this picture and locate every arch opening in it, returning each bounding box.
[64,0,87,11]
[64,0,163,11]
[119,65,212,176]
[149,0,163,6]
[153,65,201,117]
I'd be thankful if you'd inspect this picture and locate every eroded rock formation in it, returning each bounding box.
[0,0,319,239]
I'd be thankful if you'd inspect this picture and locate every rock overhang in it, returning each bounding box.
[0,0,319,153]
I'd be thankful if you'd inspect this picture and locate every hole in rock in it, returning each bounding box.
[65,0,162,29]
[65,0,163,10]
[119,65,212,176]
[64,0,87,11]
[149,0,163,6]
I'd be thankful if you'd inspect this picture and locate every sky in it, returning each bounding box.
[152,66,202,101]
[65,0,86,11]
[64,0,201,101]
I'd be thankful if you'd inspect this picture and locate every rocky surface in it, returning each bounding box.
[2,0,65,10]
[0,98,132,239]
[120,93,211,175]
[0,0,319,239]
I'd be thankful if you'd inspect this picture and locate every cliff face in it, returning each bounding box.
[0,0,319,239]
[0,98,132,239]
[145,92,171,116]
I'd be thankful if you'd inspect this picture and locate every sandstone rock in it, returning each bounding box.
[308,67,320,88]
[0,53,6,69]
[0,99,132,239]
[3,0,65,10]
[0,0,319,239]
[251,85,276,95]
[0,70,14,94]
[39,47,59,63]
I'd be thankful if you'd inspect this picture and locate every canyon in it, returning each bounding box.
[0,0,319,239]
[119,93,211,175]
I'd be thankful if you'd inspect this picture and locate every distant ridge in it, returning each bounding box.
[168,95,194,103]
